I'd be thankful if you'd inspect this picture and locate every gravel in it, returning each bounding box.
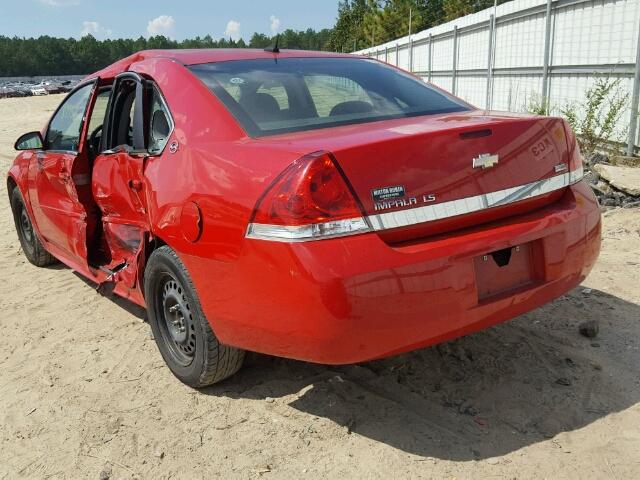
[584,153,640,209]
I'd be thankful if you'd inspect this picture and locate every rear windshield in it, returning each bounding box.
[189,57,469,137]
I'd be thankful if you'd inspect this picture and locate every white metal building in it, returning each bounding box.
[355,0,640,154]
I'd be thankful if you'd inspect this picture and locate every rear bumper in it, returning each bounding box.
[183,181,601,364]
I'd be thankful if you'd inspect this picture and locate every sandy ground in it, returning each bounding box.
[0,94,639,480]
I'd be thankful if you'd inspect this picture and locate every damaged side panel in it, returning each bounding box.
[27,150,89,264]
[92,150,150,303]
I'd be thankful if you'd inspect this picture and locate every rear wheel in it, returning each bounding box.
[144,246,245,387]
[10,187,57,267]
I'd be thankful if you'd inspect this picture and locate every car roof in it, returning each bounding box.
[88,49,358,80]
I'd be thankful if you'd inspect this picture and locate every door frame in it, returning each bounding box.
[102,72,150,154]
[88,71,156,303]
[27,78,100,274]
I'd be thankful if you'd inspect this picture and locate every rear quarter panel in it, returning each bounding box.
[130,58,304,261]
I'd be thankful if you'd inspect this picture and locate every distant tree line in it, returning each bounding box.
[0,0,509,76]
[0,30,332,76]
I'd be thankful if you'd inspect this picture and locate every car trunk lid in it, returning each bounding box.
[259,111,571,242]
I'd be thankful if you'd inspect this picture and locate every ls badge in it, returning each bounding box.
[472,153,499,169]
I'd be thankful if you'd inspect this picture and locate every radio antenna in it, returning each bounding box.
[264,34,280,53]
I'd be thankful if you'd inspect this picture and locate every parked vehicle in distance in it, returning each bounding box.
[40,81,64,94]
[0,79,78,100]
[7,49,601,387]
[29,86,48,96]
[4,83,32,97]
[0,86,18,98]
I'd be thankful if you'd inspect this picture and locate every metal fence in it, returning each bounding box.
[355,0,640,155]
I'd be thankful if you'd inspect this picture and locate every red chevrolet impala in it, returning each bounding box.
[7,49,601,387]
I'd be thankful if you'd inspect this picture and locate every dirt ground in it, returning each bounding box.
[1,94,639,479]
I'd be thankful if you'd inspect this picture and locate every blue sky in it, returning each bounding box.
[1,0,338,41]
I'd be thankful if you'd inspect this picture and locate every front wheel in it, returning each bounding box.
[144,246,245,387]
[10,187,57,267]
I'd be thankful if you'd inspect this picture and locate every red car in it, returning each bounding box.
[7,49,601,387]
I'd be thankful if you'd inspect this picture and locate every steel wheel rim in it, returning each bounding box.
[18,206,35,254]
[158,274,196,367]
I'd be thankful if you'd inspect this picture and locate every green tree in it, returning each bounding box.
[443,0,510,22]
[328,0,369,52]
[414,0,445,30]
[0,1,506,76]
[248,33,271,48]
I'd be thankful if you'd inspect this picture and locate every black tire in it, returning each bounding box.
[144,245,245,387]
[10,187,57,267]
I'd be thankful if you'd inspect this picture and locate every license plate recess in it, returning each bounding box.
[474,241,543,301]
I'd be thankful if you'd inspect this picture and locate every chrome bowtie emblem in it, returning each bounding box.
[472,153,499,169]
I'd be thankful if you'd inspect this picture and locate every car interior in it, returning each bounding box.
[189,58,469,137]
[231,76,378,127]
[87,87,112,160]
[79,78,172,267]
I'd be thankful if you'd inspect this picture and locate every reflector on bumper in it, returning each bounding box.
[569,164,584,184]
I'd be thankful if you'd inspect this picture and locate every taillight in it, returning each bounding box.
[246,151,370,241]
[562,119,584,184]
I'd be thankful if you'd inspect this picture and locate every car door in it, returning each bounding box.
[92,73,172,288]
[27,81,97,265]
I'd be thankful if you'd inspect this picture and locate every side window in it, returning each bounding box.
[304,75,372,117]
[87,88,112,134]
[148,87,173,155]
[45,83,93,151]
[86,88,112,155]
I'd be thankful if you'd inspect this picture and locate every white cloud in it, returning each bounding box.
[147,15,175,38]
[270,15,281,34]
[81,21,112,38]
[224,20,241,41]
[39,0,80,6]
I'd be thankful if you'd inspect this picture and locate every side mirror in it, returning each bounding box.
[15,131,44,151]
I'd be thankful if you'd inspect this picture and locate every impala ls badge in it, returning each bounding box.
[371,185,436,212]
[472,153,499,169]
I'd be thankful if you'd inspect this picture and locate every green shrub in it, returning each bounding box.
[526,92,552,116]
[525,78,629,156]
[560,78,629,155]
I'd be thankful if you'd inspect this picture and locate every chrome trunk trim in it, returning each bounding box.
[246,168,583,241]
[367,170,581,231]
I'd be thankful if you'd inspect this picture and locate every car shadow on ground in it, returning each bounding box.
[71,271,147,320]
[42,261,68,270]
[204,286,640,461]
